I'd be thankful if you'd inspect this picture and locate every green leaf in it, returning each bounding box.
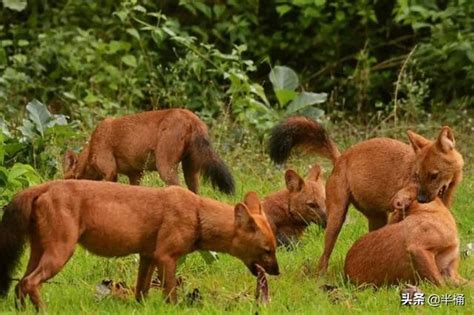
[1,40,13,47]
[0,167,8,186]
[299,107,325,120]
[7,163,39,182]
[133,5,147,13]
[2,0,27,11]
[0,118,10,138]
[275,90,298,107]
[249,83,269,106]
[269,66,299,92]
[19,119,35,139]
[286,92,327,114]
[18,39,29,46]
[121,55,137,68]
[276,5,292,16]
[26,99,52,137]
[126,28,140,40]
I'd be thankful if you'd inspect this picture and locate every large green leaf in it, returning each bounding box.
[286,92,328,114]
[269,66,299,92]
[2,0,27,11]
[21,99,67,138]
[275,90,298,107]
[27,99,51,136]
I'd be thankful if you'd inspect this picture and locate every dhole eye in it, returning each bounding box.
[307,202,318,209]
[264,248,272,255]
[429,171,439,181]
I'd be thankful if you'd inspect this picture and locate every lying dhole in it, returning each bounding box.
[344,198,466,286]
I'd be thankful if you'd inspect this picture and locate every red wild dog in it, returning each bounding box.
[0,181,278,309]
[63,109,235,194]
[268,117,464,274]
[263,165,327,246]
[344,198,466,286]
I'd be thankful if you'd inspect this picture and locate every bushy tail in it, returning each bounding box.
[268,116,340,165]
[0,188,40,296]
[190,135,235,195]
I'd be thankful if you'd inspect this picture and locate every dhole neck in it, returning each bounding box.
[195,203,237,255]
[262,190,290,231]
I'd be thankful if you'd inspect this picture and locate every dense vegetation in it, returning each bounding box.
[0,1,473,313]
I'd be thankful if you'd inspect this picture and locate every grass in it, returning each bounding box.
[0,132,473,314]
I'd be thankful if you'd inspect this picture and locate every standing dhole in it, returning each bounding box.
[63,109,235,194]
[0,181,278,309]
[268,117,464,274]
[344,198,466,286]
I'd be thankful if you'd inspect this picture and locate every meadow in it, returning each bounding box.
[0,126,472,315]
[1,1,473,314]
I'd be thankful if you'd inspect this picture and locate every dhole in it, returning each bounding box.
[344,198,466,286]
[0,181,278,309]
[63,109,235,194]
[263,165,327,245]
[268,117,464,274]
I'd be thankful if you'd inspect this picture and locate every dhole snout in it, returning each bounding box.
[234,192,280,277]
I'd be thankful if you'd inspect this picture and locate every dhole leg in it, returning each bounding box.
[408,247,444,285]
[135,256,154,301]
[15,237,43,309]
[182,156,200,194]
[441,255,467,285]
[155,127,186,187]
[318,173,350,275]
[18,245,75,310]
[155,254,178,304]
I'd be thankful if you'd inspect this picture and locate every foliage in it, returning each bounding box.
[1,0,472,132]
[0,133,42,207]
[1,100,77,178]
[269,66,326,119]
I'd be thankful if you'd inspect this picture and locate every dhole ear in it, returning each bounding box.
[285,169,304,192]
[234,203,257,231]
[63,150,78,171]
[243,191,262,215]
[436,126,455,153]
[306,164,321,182]
[407,130,431,153]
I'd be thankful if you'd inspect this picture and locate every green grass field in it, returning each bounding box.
[0,139,473,315]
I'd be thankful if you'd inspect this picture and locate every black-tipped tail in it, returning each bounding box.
[0,200,30,296]
[268,116,340,165]
[192,136,235,195]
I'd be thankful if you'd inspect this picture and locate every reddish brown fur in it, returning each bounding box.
[0,181,277,309]
[262,165,327,245]
[268,118,464,274]
[344,198,466,286]
[63,109,234,194]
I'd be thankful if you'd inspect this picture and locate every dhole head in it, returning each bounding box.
[233,192,280,276]
[407,126,464,204]
[63,146,101,180]
[284,165,327,228]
